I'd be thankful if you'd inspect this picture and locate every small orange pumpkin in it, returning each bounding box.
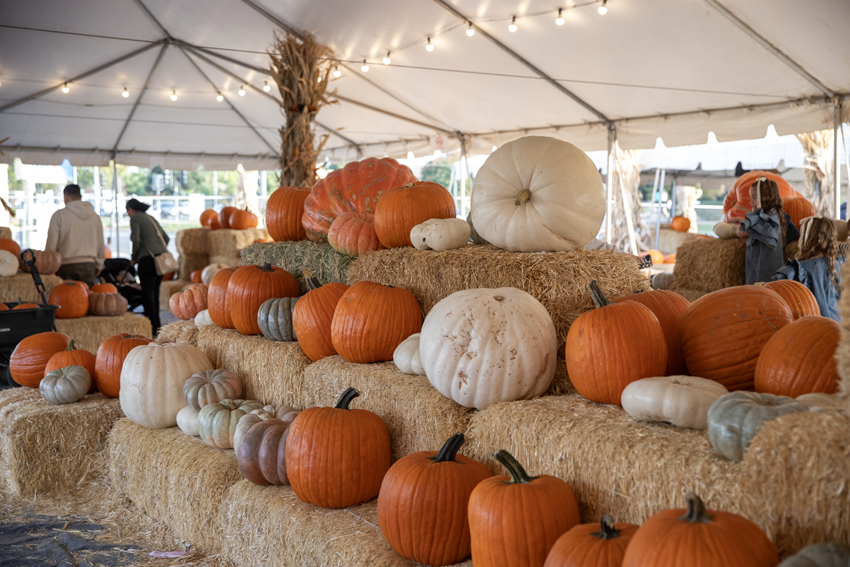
[208,267,238,329]
[190,270,203,284]
[90,283,118,294]
[544,515,639,567]
[292,271,348,362]
[200,209,218,227]
[229,209,259,230]
[49,281,89,318]
[169,284,208,320]
[218,206,238,229]
[0,238,22,267]
[374,181,457,248]
[664,253,676,264]
[228,263,299,335]
[266,187,310,242]
[670,216,690,232]
[45,339,97,394]
[646,249,665,265]
[12,302,40,310]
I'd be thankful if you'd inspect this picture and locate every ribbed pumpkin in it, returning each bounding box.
[302,157,418,241]
[257,297,299,341]
[88,292,128,316]
[378,433,494,566]
[544,516,639,567]
[374,181,457,248]
[469,450,581,567]
[49,282,89,318]
[782,197,816,229]
[228,263,299,335]
[45,339,97,394]
[614,290,690,375]
[670,216,691,232]
[183,368,243,410]
[169,284,208,320]
[0,238,22,267]
[567,281,667,406]
[236,416,296,485]
[218,206,238,229]
[198,398,263,449]
[754,316,840,397]
[286,387,391,509]
[208,267,238,328]
[722,171,801,222]
[40,365,92,405]
[762,280,820,320]
[292,271,348,362]
[21,250,62,275]
[229,209,259,230]
[63,280,90,295]
[90,283,118,294]
[331,281,422,364]
[622,493,779,567]
[233,405,298,454]
[266,186,310,241]
[327,212,384,256]
[94,333,154,397]
[200,209,218,227]
[9,332,71,387]
[679,286,793,391]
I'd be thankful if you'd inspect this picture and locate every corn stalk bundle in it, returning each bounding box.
[610,145,651,253]
[796,130,835,217]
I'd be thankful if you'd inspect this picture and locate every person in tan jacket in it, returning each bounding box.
[45,184,106,287]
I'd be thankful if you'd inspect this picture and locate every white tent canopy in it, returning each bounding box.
[0,0,848,170]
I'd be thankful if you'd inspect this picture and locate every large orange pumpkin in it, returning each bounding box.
[670,216,690,232]
[21,250,62,275]
[722,171,802,222]
[327,212,385,256]
[567,281,667,406]
[302,157,418,241]
[679,286,793,391]
[378,433,494,566]
[266,187,310,242]
[200,209,218,227]
[9,332,71,387]
[229,209,259,230]
[0,238,22,268]
[754,316,840,397]
[544,515,639,567]
[762,280,820,320]
[94,333,154,397]
[169,284,208,320]
[782,197,815,228]
[45,339,97,394]
[208,267,238,329]
[469,450,581,567]
[49,281,89,318]
[614,290,690,376]
[292,271,348,362]
[218,206,238,229]
[286,387,391,509]
[622,493,779,567]
[331,281,422,364]
[374,181,457,248]
[90,283,118,294]
[228,263,299,335]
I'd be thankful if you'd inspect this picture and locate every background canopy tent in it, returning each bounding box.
[0,0,848,171]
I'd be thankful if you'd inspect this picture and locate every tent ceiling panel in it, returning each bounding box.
[0,0,161,41]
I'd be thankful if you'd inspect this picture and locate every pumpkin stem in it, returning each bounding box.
[589,280,611,308]
[335,387,360,410]
[260,261,275,272]
[591,515,621,540]
[65,339,76,351]
[679,493,712,524]
[514,189,532,206]
[430,433,465,463]
[302,269,321,291]
[493,450,538,484]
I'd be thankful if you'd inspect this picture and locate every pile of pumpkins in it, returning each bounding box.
[46,280,130,318]
[0,238,63,277]
[198,205,259,231]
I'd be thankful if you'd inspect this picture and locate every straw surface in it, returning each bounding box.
[160,279,189,311]
[208,227,269,258]
[55,312,153,350]
[836,261,850,413]
[178,252,209,281]
[240,241,355,293]
[156,319,200,345]
[0,273,62,303]
[175,227,210,256]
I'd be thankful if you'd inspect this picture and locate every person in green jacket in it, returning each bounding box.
[126,198,169,335]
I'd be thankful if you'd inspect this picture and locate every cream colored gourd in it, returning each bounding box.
[0,249,18,277]
[194,309,214,326]
[621,376,729,429]
[177,405,200,436]
[470,136,605,252]
[232,405,298,452]
[40,365,91,405]
[183,368,243,410]
[393,333,425,376]
[795,392,841,410]
[198,399,264,449]
[119,342,214,429]
[201,263,228,285]
[713,222,739,239]
[410,218,470,251]
[420,287,557,409]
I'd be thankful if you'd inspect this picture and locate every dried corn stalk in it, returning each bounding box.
[610,144,650,253]
[796,130,835,217]
[269,32,336,188]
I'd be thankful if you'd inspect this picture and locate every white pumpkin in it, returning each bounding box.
[621,376,729,429]
[198,399,264,449]
[420,287,557,409]
[796,392,841,410]
[119,342,214,429]
[201,263,229,285]
[410,219,471,251]
[177,405,200,436]
[470,136,605,252]
[393,333,425,376]
[40,365,91,405]
[0,249,18,277]
[194,309,214,326]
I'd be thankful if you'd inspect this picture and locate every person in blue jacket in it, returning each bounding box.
[774,216,844,321]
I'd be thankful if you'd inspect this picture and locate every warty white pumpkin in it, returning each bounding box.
[621,376,729,429]
[410,218,470,251]
[393,333,425,376]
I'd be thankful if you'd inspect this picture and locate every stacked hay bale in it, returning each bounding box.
[174,228,210,281]
[656,227,699,254]
[208,227,269,267]
[835,261,850,413]
[241,240,354,293]
[55,312,153,351]
[0,273,62,303]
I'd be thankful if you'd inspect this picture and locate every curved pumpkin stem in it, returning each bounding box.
[65,339,77,351]
[302,269,322,291]
[335,387,360,410]
[430,433,465,463]
[514,189,532,206]
[259,262,275,272]
[679,493,712,524]
[493,450,538,485]
[591,515,621,540]
[589,280,612,308]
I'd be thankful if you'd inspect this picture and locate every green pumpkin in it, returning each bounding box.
[467,212,489,245]
[778,544,850,567]
[257,297,298,341]
[197,399,263,449]
[40,365,91,405]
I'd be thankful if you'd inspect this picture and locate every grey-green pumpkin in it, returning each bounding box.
[467,212,489,245]
[707,391,807,462]
[258,297,298,341]
[232,404,298,453]
[778,544,850,567]
[39,365,91,405]
[183,368,243,410]
[198,399,263,449]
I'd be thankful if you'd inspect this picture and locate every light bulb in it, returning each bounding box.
[426,37,434,52]
[238,85,245,96]
[333,66,341,78]
[466,23,475,36]
[317,74,322,82]
[170,90,177,101]
[361,60,369,72]
[598,1,607,15]
[383,52,391,65]
[492,145,498,152]
[509,16,517,32]
[556,8,565,25]
[216,94,224,102]
[61,83,69,94]
[263,81,271,92]
[122,87,129,98]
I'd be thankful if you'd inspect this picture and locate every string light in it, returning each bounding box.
[216,94,224,102]
[556,8,565,25]
[598,0,607,15]
[492,145,498,152]
[333,66,341,78]
[426,37,434,52]
[238,85,246,96]
[509,16,517,32]
[122,87,129,98]
[263,80,271,92]
[361,60,369,72]
[383,52,391,65]
[466,23,475,36]
[61,83,70,94]
[170,90,177,101]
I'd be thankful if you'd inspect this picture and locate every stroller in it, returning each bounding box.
[99,258,145,312]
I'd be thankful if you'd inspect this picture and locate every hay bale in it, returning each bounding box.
[0,389,123,497]
[208,227,270,258]
[657,228,698,254]
[107,418,242,553]
[464,394,850,557]
[240,241,355,293]
[178,252,209,281]
[175,227,210,256]
[156,320,199,345]
[0,226,11,239]
[348,246,648,351]
[160,279,189,311]
[55,313,153,352]
[209,254,241,267]
[0,273,63,303]
[836,261,850,414]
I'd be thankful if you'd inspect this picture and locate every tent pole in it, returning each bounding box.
[615,151,639,256]
[650,168,661,249]
[605,126,615,244]
[112,158,119,259]
[670,174,678,224]
[834,99,842,220]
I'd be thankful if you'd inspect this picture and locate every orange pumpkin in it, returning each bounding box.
[327,212,385,256]
[104,243,112,259]
[9,332,71,387]
[762,280,820,320]
[331,281,422,364]
[218,206,238,229]
[49,281,89,318]
[664,253,676,264]
[614,290,689,376]
[266,187,310,242]
[679,286,793,391]
[646,249,665,265]
[374,181,457,248]
[12,302,39,310]
[302,157,418,241]
[567,282,667,405]
[670,216,690,232]
[0,303,8,311]
[21,250,62,275]
[208,267,238,329]
[228,263,299,335]
[190,270,203,283]
[754,316,840,397]
[169,284,209,320]
[292,271,348,362]
[722,171,802,222]
[64,280,90,295]
[0,238,22,267]
[209,215,222,230]
[94,333,154,397]
[200,209,218,227]
[163,271,177,281]
[45,339,97,394]
[469,450,581,567]
[90,283,118,294]
[286,387,391,509]
[229,209,259,230]
[544,516,639,567]
[378,433,494,566]
[782,197,816,229]
[622,493,779,567]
